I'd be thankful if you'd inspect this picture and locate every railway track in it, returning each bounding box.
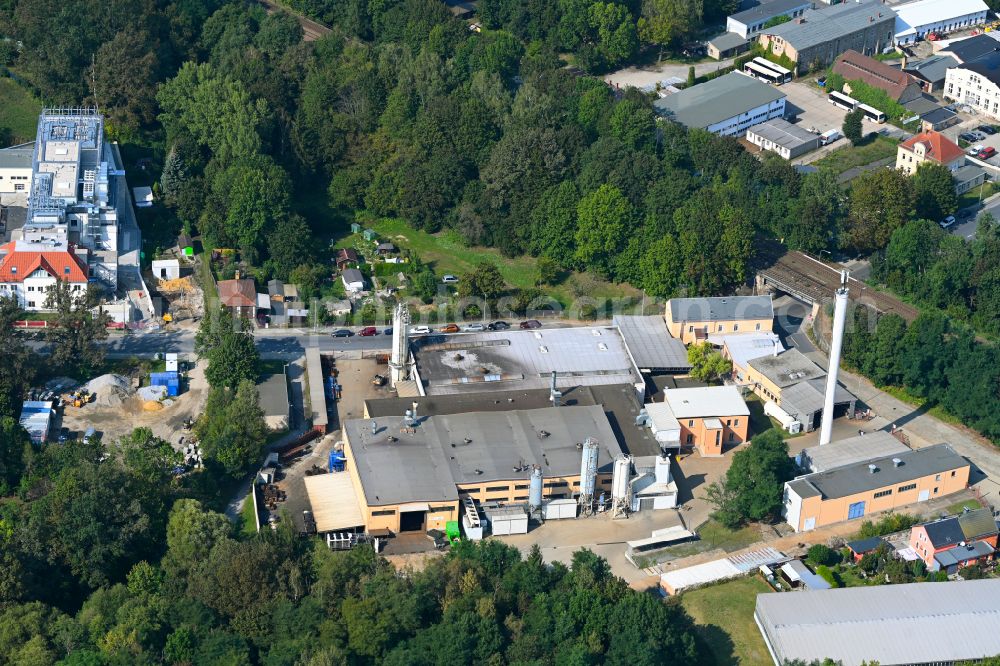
[258,0,332,42]
[759,251,920,322]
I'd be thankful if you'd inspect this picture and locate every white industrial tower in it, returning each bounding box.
[389,302,411,387]
[819,270,849,445]
[610,455,632,519]
[578,438,599,515]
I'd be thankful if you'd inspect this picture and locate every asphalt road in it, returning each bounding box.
[955,191,1000,240]
[772,294,815,353]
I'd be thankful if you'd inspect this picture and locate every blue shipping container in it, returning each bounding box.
[151,372,181,397]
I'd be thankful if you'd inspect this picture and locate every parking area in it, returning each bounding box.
[780,81,890,163]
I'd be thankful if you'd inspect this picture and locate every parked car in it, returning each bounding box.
[940,215,956,228]
[439,323,460,333]
[969,144,984,156]
[461,323,486,332]
[441,274,460,284]
[332,329,354,338]
[488,321,510,330]
[360,326,378,337]
[410,325,431,334]
[519,319,542,329]
[978,146,997,160]
[383,327,393,335]
[978,125,997,135]
[960,132,978,142]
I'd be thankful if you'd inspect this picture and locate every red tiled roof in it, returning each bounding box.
[218,278,257,308]
[833,50,914,101]
[899,130,965,166]
[0,241,88,283]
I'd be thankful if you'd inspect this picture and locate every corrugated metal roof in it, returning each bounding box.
[613,315,691,371]
[722,332,783,370]
[653,73,785,130]
[755,579,1000,665]
[304,472,366,532]
[747,118,820,150]
[894,0,987,34]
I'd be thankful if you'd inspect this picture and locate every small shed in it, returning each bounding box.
[151,258,180,281]
[846,536,888,562]
[362,228,377,241]
[542,499,577,520]
[376,241,397,255]
[350,223,362,234]
[486,505,528,535]
[258,373,290,431]
[132,186,154,208]
[177,234,194,258]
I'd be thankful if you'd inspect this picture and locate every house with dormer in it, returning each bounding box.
[0,240,89,311]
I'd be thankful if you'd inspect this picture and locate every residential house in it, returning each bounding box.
[783,443,970,532]
[908,507,998,572]
[644,386,750,456]
[894,130,965,175]
[653,72,786,138]
[665,294,774,344]
[944,49,1000,120]
[342,268,366,294]
[218,278,257,318]
[335,248,359,270]
[893,0,988,45]
[758,2,897,68]
[832,49,924,104]
[746,347,857,432]
[0,240,88,311]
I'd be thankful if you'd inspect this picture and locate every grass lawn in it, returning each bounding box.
[334,217,638,304]
[958,181,998,209]
[879,384,964,427]
[678,576,774,666]
[946,498,983,514]
[241,495,259,537]
[0,77,42,146]
[696,519,763,553]
[815,136,900,175]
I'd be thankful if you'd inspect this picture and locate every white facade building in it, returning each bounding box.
[0,146,33,204]
[893,0,988,45]
[944,53,1000,119]
[0,239,89,311]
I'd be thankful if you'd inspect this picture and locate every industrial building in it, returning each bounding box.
[758,2,897,67]
[665,294,774,344]
[783,443,970,532]
[745,119,821,160]
[908,507,998,572]
[721,332,783,384]
[903,53,959,92]
[653,73,787,138]
[612,314,691,373]
[311,405,625,534]
[795,431,909,473]
[410,326,645,399]
[745,347,857,432]
[894,130,965,175]
[643,386,750,456]
[892,0,988,46]
[754,579,1000,665]
[832,50,924,104]
[727,0,813,39]
[940,33,1000,63]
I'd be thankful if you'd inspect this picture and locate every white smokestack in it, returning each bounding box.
[389,302,410,387]
[819,271,849,445]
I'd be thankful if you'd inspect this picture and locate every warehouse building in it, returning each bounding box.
[411,326,645,399]
[727,0,813,39]
[755,579,1000,665]
[783,443,970,532]
[903,53,959,92]
[795,430,909,473]
[612,314,691,373]
[758,2,897,68]
[665,294,774,344]
[745,118,821,159]
[832,50,924,104]
[257,372,290,431]
[312,405,624,534]
[746,347,856,432]
[653,72,786,138]
[893,0,988,46]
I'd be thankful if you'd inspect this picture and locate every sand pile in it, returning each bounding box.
[86,374,132,407]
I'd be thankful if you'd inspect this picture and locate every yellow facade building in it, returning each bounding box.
[665,295,774,345]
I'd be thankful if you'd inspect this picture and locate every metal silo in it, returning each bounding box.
[528,466,544,511]
[578,438,599,515]
[611,455,632,519]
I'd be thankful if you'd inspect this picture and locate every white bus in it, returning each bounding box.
[752,57,792,84]
[857,102,887,124]
[828,90,859,111]
[744,61,783,85]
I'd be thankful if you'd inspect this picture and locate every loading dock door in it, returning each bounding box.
[918,489,930,502]
[848,501,866,520]
[399,509,426,532]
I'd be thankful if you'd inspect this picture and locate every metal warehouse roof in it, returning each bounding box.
[667,295,773,323]
[304,472,366,532]
[798,431,909,473]
[747,118,819,150]
[894,0,987,34]
[344,405,623,506]
[787,443,967,501]
[613,315,691,371]
[779,377,856,419]
[764,1,897,51]
[653,73,785,130]
[755,579,1000,666]
[662,386,750,419]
